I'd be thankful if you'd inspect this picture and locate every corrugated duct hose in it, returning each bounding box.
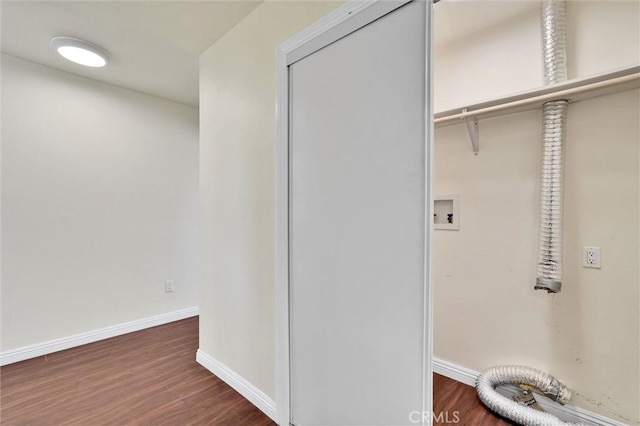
[475,1,584,425]
[535,0,569,294]
[476,366,586,425]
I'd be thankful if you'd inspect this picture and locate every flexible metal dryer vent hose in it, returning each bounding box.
[476,366,586,426]
[535,0,569,293]
[477,2,577,424]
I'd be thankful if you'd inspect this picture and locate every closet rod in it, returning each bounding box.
[434,66,640,128]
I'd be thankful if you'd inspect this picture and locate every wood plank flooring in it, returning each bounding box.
[0,318,273,426]
[1,317,512,425]
[433,373,513,425]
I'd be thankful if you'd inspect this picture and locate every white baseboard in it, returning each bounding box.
[433,357,478,387]
[196,349,277,423]
[434,357,629,426]
[0,306,199,366]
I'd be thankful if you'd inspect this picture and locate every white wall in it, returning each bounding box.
[433,1,639,424]
[1,55,199,352]
[434,0,640,112]
[199,0,340,399]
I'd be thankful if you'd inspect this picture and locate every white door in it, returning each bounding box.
[285,1,431,425]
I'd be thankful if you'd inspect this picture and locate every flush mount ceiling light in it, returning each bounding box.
[51,37,109,68]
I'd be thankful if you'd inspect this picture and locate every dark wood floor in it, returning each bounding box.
[1,317,511,425]
[0,317,273,426]
[433,372,512,426]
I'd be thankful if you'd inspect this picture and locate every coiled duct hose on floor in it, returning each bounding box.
[476,365,586,425]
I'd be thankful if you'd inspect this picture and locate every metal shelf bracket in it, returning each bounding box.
[462,108,479,155]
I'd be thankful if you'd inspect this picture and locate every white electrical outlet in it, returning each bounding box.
[165,280,174,293]
[583,247,601,269]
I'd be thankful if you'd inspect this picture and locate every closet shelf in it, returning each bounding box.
[434,65,640,154]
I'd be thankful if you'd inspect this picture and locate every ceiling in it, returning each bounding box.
[1,1,262,106]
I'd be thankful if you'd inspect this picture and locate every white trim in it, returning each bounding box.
[433,357,629,426]
[276,43,291,426]
[423,2,434,422]
[276,1,432,425]
[433,357,478,387]
[283,1,409,65]
[196,349,277,423]
[0,306,199,366]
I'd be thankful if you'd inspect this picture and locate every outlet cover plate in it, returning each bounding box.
[583,247,601,269]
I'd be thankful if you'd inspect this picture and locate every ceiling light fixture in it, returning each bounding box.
[51,37,109,68]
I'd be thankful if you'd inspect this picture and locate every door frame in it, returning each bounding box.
[276,1,434,424]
